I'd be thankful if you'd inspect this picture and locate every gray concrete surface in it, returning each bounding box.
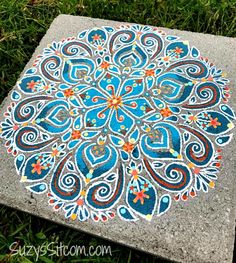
[0,15,235,263]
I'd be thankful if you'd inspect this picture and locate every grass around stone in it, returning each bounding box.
[0,0,236,262]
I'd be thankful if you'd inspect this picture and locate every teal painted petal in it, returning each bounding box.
[131,146,140,159]
[82,131,98,139]
[109,134,123,146]
[11,91,21,101]
[215,134,233,146]
[121,150,129,161]
[78,30,87,39]
[166,116,178,122]
[169,106,180,113]
[146,76,154,90]
[15,154,25,174]
[117,205,137,221]
[68,139,81,149]
[155,68,162,75]
[166,36,179,41]
[55,91,65,98]
[220,104,236,120]
[73,116,82,129]
[26,183,47,194]
[145,112,162,122]
[95,68,104,80]
[103,26,115,33]
[62,130,71,142]
[58,83,71,90]
[109,65,120,74]
[25,68,37,75]
[146,63,155,69]
[68,96,80,107]
[191,46,200,58]
[129,127,140,141]
[158,194,171,216]
[152,98,165,109]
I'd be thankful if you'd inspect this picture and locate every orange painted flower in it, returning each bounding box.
[175,47,183,54]
[31,160,45,175]
[43,85,50,91]
[136,79,143,84]
[160,107,172,117]
[51,148,59,157]
[208,117,221,128]
[122,141,134,153]
[92,34,101,41]
[71,130,81,140]
[27,80,38,90]
[130,185,135,191]
[145,69,155,76]
[101,61,110,69]
[107,95,122,110]
[64,88,74,98]
[76,199,84,206]
[133,189,149,205]
[188,115,198,122]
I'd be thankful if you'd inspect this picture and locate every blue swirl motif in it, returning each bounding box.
[0,24,235,222]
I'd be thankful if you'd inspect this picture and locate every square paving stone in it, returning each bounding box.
[0,15,236,263]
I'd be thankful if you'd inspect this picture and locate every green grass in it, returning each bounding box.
[0,0,236,262]
[0,0,236,101]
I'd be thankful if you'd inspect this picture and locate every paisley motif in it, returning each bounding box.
[0,24,234,222]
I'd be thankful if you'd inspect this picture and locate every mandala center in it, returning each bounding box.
[107,95,122,109]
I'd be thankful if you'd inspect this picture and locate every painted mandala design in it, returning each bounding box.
[0,24,235,222]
